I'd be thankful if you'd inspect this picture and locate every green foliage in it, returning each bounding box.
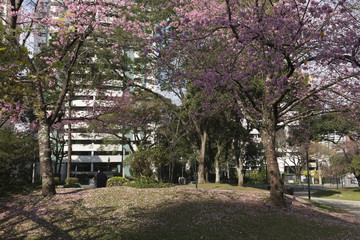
[0,128,38,188]
[244,170,268,184]
[350,156,360,174]
[65,177,79,185]
[127,177,175,188]
[0,23,28,80]
[307,113,354,142]
[128,146,168,178]
[0,181,41,197]
[106,177,129,187]
[54,177,65,186]
[64,177,80,188]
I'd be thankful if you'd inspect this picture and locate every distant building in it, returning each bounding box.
[29,0,156,183]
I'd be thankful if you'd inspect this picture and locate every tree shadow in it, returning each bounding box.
[0,191,112,239]
[114,196,359,240]
[312,190,342,197]
[57,188,87,195]
[1,188,359,239]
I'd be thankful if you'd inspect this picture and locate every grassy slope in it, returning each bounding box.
[312,188,360,201]
[0,186,360,240]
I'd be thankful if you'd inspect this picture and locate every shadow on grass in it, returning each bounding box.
[0,197,77,239]
[0,189,108,240]
[306,199,346,213]
[1,188,359,240]
[312,190,342,197]
[57,188,87,195]
[116,198,359,240]
[0,184,41,198]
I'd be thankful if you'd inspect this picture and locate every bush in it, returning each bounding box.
[65,177,79,185]
[107,177,129,187]
[63,183,81,188]
[244,170,268,184]
[54,177,65,186]
[127,176,138,182]
[127,177,175,188]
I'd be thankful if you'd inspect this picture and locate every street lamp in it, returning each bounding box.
[193,148,197,189]
[306,146,311,200]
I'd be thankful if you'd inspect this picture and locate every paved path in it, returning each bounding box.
[294,191,360,217]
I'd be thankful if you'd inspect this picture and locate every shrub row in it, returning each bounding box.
[106,177,128,187]
[63,177,81,188]
[126,178,175,188]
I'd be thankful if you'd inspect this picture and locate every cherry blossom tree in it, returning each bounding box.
[0,0,147,196]
[157,0,360,206]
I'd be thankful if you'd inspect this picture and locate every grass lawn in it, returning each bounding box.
[312,188,360,201]
[1,186,360,240]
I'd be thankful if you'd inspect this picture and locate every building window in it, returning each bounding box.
[72,151,92,156]
[94,162,121,172]
[72,140,93,145]
[94,151,121,156]
[71,163,91,172]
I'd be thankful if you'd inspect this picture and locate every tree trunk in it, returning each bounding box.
[67,94,72,179]
[67,122,72,179]
[260,123,286,206]
[197,130,207,183]
[232,140,243,186]
[38,120,56,197]
[297,174,301,185]
[318,164,322,185]
[168,161,173,183]
[171,159,175,183]
[214,141,223,183]
[226,162,230,182]
[215,159,220,183]
[236,163,244,187]
[54,144,59,177]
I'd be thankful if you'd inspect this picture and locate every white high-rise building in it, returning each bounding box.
[29,1,149,183]
[62,86,132,183]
